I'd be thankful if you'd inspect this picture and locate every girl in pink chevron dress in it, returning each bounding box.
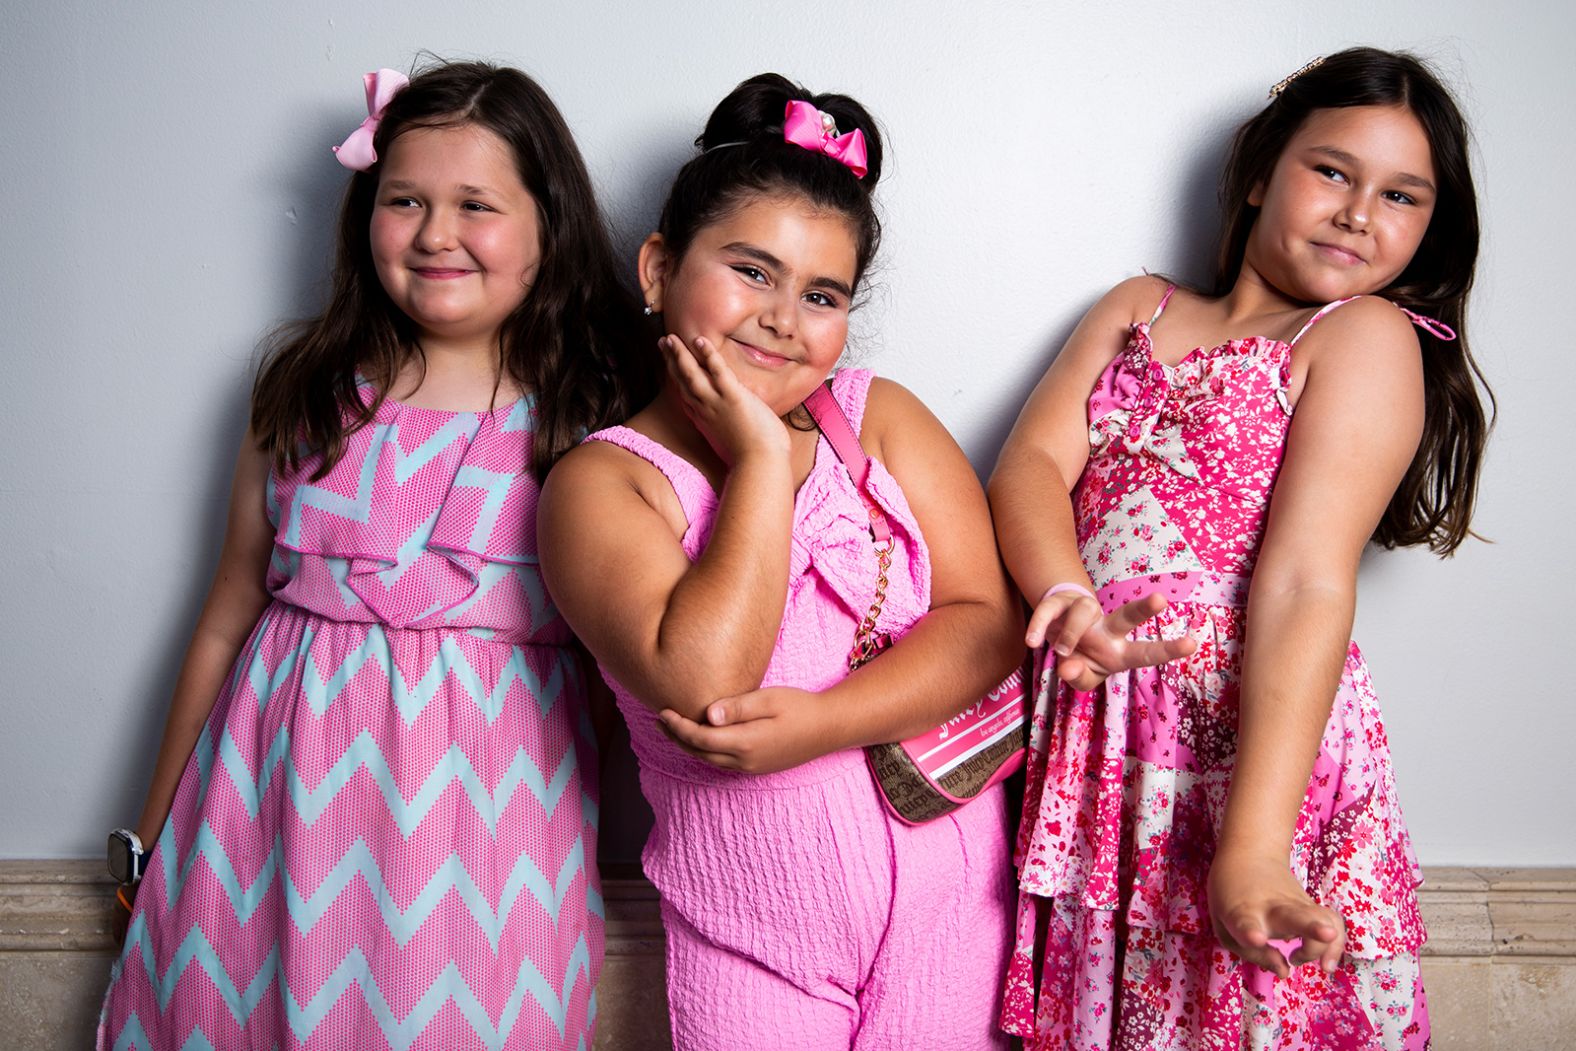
[539,75,1026,1049]
[97,63,655,1050]
[993,49,1492,1050]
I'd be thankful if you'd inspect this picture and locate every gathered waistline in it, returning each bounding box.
[1096,570,1250,614]
[264,598,568,647]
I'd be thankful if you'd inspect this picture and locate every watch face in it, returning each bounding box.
[107,831,134,884]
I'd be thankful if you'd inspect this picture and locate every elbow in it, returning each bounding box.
[627,650,767,722]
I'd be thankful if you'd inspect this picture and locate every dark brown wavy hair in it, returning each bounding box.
[251,61,657,481]
[1215,47,1493,554]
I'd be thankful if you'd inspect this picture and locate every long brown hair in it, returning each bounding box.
[251,61,657,481]
[1217,48,1493,554]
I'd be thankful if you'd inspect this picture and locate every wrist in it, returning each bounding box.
[107,828,150,885]
[1039,581,1095,604]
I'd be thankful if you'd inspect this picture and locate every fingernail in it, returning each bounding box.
[1054,645,1070,657]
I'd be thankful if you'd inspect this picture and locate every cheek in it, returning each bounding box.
[667,273,744,332]
[806,316,850,361]
[368,214,412,274]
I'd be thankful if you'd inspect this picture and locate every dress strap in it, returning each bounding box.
[581,425,718,545]
[1289,296,1459,347]
[1288,295,1363,346]
[1148,284,1178,326]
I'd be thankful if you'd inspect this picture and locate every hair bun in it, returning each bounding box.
[698,73,884,187]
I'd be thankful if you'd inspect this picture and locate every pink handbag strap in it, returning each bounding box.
[803,382,892,545]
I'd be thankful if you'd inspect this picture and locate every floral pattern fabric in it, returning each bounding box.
[1001,292,1430,1050]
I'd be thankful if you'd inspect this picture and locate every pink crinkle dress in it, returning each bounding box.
[97,383,602,1050]
[1001,288,1430,1050]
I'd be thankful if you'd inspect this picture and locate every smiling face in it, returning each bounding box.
[1243,104,1437,306]
[642,192,859,416]
[369,122,543,353]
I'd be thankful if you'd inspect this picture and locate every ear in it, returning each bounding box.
[1247,179,1266,208]
[637,233,671,313]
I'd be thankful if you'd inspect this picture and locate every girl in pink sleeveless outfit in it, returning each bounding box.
[538,75,1024,1049]
[97,63,655,1050]
[992,49,1492,1050]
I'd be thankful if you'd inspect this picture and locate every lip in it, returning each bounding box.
[1310,242,1366,266]
[411,267,476,280]
[733,338,795,369]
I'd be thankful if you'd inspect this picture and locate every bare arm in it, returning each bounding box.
[658,379,1025,772]
[132,434,275,847]
[1209,297,1426,976]
[989,276,1195,683]
[537,336,794,720]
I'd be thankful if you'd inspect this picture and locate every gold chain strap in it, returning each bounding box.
[848,537,894,670]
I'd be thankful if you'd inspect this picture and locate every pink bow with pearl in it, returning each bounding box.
[782,100,868,179]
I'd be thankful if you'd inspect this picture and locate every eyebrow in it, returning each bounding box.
[380,180,503,196]
[1308,146,1437,193]
[721,242,855,300]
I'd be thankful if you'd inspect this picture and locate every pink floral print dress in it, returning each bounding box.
[1001,287,1430,1050]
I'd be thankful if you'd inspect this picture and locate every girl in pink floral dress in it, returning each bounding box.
[992,49,1492,1050]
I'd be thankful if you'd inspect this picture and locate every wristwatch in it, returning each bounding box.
[107,829,148,885]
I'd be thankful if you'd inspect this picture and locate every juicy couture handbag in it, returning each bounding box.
[802,384,1028,824]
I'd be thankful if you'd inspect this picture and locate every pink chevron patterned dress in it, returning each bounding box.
[1001,288,1430,1050]
[98,384,602,1051]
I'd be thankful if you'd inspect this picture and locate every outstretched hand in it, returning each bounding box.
[660,333,789,464]
[1028,589,1197,692]
[657,686,841,775]
[1208,850,1345,978]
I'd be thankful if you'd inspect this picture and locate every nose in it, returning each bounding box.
[415,208,457,253]
[759,287,797,338]
[1335,192,1372,233]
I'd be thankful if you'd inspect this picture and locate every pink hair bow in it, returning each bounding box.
[782,100,868,179]
[332,68,410,171]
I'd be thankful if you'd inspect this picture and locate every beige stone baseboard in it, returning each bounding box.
[4,861,1571,1050]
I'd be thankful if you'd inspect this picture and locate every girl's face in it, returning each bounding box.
[370,123,542,352]
[1244,104,1437,305]
[643,192,858,416]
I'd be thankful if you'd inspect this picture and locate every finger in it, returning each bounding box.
[1101,592,1169,634]
[686,336,733,389]
[704,692,768,726]
[1055,654,1091,687]
[1318,927,1346,973]
[664,335,718,401]
[1117,634,1198,671]
[1025,594,1075,647]
[1275,903,1344,972]
[1216,918,1291,979]
[657,711,743,767]
[1246,943,1292,980]
[1051,597,1102,658]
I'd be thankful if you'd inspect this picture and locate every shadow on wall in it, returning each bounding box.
[108,120,344,837]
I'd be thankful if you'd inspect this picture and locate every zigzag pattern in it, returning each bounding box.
[100,400,600,1050]
[210,729,579,834]
[117,916,593,1049]
[282,625,566,725]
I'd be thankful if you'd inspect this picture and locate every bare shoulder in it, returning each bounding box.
[863,376,954,455]
[540,438,687,539]
[1299,296,1423,369]
[1105,273,1174,323]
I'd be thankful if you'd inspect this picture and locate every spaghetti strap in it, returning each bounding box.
[1289,296,1460,347]
[1288,295,1362,346]
[1148,284,1178,326]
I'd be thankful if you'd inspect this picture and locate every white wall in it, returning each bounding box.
[1,1,1569,865]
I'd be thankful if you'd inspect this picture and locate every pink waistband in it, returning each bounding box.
[1096,570,1250,613]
